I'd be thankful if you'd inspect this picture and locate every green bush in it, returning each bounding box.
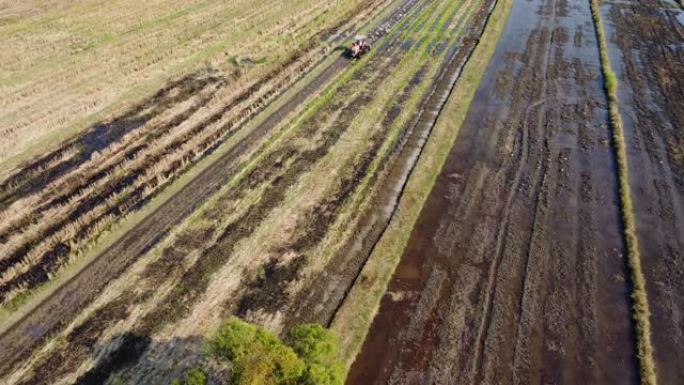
[287,324,337,363]
[287,324,344,385]
[202,317,344,385]
[211,318,304,385]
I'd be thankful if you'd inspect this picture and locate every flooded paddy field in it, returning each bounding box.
[349,0,642,383]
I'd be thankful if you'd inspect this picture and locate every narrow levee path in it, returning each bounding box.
[347,0,640,383]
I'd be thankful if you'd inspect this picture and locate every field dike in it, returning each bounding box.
[330,0,513,369]
[589,1,657,384]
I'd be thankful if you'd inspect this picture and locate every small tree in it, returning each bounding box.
[210,317,304,385]
[287,324,344,385]
[184,318,345,385]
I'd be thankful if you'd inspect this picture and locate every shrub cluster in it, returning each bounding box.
[173,318,344,385]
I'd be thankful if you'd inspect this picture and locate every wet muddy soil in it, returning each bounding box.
[348,0,640,384]
[601,1,684,383]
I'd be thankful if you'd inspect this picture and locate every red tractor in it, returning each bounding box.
[349,36,371,59]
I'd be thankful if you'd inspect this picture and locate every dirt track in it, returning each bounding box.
[348,0,640,384]
[602,1,684,383]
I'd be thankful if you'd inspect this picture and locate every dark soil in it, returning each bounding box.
[238,256,307,316]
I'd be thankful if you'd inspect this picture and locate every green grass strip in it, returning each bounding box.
[331,0,513,369]
[589,1,657,384]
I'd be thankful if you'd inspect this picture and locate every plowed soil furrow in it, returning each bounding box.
[348,0,640,384]
[602,1,684,383]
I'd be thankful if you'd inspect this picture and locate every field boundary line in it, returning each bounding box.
[330,0,513,369]
[589,1,657,384]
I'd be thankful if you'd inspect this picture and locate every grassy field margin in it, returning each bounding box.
[330,0,513,369]
[589,1,657,384]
